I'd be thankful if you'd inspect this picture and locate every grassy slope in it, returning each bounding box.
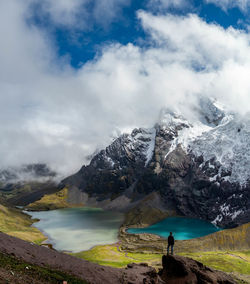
[179,251,250,283]
[72,244,162,268]
[73,245,250,282]
[0,181,59,206]
[180,251,250,274]
[26,188,71,211]
[72,224,250,281]
[176,223,250,252]
[0,204,46,244]
[0,252,87,284]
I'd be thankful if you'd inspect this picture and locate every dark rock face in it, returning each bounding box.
[159,255,236,284]
[61,108,250,228]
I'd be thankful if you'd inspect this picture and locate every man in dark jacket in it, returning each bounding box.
[167,232,174,255]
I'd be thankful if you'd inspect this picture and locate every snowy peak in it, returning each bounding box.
[154,99,250,186]
[90,127,156,169]
[158,109,190,130]
[129,128,156,166]
[90,99,250,186]
[190,115,250,186]
[62,98,249,228]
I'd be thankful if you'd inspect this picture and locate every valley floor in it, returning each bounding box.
[4,190,249,283]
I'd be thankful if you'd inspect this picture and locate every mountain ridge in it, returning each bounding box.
[61,98,250,228]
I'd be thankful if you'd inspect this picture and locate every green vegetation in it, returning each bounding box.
[73,244,250,282]
[0,204,46,244]
[0,252,88,284]
[72,244,161,268]
[176,223,250,252]
[0,183,33,201]
[0,181,57,205]
[180,251,250,275]
[26,188,72,211]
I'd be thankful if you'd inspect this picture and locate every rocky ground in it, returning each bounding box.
[160,254,237,284]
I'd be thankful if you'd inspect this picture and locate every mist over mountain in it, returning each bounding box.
[2,1,250,176]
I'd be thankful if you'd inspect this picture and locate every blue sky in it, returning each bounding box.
[1,0,250,174]
[29,0,250,67]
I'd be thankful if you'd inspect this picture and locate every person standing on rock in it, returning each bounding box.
[167,232,174,255]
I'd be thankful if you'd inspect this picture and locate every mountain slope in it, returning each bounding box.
[0,231,162,284]
[0,164,59,206]
[61,98,250,228]
[0,203,45,243]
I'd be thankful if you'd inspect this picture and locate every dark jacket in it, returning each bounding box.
[168,235,174,245]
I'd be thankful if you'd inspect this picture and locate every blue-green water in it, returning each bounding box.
[127,217,220,240]
[26,208,124,252]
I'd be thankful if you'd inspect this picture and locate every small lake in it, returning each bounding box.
[127,217,220,240]
[26,208,124,252]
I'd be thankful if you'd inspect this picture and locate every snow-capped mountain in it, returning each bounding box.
[61,98,250,228]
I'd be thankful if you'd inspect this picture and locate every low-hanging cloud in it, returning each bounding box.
[1,1,250,176]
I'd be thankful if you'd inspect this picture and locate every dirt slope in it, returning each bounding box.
[0,232,157,284]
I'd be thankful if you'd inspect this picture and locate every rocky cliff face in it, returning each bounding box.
[61,99,250,228]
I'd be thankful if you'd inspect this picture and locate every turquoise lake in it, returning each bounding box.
[26,208,124,252]
[127,217,220,240]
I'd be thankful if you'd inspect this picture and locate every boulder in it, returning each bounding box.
[159,255,237,284]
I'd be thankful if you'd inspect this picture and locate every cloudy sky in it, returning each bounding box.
[1,0,250,176]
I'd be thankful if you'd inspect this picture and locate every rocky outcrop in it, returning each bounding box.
[159,254,236,284]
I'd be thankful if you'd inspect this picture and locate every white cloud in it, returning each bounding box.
[205,0,250,12]
[147,0,191,11]
[33,0,130,30]
[2,1,250,176]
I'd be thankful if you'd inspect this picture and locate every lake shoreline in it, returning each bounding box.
[26,207,124,253]
[126,216,220,240]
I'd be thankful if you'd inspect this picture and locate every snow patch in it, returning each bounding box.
[231,210,243,220]
[145,128,156,166]
[212,214,223,226]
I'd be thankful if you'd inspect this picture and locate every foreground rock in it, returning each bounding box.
[160,255,237,284]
